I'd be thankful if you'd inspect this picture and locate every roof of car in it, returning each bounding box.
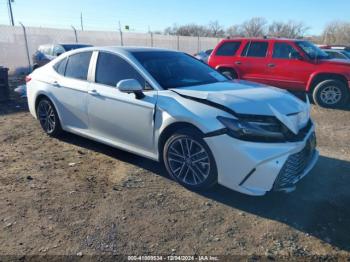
[223,37,303,42]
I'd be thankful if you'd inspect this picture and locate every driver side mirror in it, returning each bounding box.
[117,79,145,99]
[289,51,303,60]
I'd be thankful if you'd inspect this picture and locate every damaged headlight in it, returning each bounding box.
[217,116,285,142]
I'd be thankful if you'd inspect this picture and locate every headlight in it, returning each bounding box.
[217,116,285,142]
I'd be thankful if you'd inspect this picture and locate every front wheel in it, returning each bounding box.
[313,79,349,108]
[163,128,218,191]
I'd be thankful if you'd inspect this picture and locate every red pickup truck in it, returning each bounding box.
[208,38,350,108]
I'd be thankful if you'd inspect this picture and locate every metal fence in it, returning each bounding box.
[0,25,221,75]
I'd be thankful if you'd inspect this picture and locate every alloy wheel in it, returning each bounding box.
[38,100,56,133]
[320,86,342,105]
[167,137,211,186]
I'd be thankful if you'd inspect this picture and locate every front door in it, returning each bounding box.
[266,42,315,90]
[87,51,157,155]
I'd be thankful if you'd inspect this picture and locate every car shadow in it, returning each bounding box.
[58,132,350,252]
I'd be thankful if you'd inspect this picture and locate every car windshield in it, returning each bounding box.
[131,51,228,89]
[296,41,330,60]
[61,44,92,51]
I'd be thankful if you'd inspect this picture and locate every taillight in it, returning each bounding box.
[25,75,32,83]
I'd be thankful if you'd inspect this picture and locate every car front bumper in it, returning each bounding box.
[204,126,318,196]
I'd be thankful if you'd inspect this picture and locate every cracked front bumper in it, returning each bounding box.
[204,126,318,196]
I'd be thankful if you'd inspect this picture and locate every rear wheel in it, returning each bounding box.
[163,128,217,191]
[36,98,62,137]
[313,79,349,108]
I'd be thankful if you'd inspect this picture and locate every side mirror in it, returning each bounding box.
[289,51,303,60]
[117,79,145,99]
[56,52,63,56]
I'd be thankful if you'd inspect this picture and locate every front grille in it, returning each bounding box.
[274,133,316,189]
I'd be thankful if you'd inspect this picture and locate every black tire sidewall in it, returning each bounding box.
[313,79,349,108]
[163,128,218,191]
[36,98,62,137]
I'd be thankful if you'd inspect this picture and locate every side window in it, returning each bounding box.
[95,52,145,88]
[65,52,92,80]
[53,57,68,75]
[243,41,269,57]
[215,42,241,56]
[273,42,298,59]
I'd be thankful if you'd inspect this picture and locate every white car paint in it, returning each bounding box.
[27,46,319,196]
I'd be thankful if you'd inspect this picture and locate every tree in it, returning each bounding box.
[208,20,225,37]
[268,21,309,38]
[322,21,350,45]
[226,25,243,37]
[240,17,267,37]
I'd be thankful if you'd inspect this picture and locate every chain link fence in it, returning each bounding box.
[0,25,221,75]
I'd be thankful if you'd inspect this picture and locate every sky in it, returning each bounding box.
[1,0,349,35]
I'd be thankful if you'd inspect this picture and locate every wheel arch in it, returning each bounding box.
[307,72,349,93]
[216,65,240,78]
[34,93,63,125]
[157,122,204,161]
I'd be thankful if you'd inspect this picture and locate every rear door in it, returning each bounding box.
[50,51,92,131]
[237,40,271,84]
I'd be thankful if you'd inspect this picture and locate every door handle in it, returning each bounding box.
[52,81,61,87]
[268,63,276,68]
[235,61,242,65]
[88,90,99,96]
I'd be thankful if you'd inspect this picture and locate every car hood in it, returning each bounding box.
[172,80,310,134]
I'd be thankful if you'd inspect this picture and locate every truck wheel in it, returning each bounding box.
[313,79,349,108]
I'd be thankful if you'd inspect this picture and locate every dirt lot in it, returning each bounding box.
[1,77,350,259]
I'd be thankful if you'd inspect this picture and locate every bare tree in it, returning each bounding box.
[240,17,267,37]
[164,23,210,36]
[268,21,309,38]
[322,21,350,45]
[208,20,225,37]
[226,25,242,37]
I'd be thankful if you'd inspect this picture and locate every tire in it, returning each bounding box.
[163,128,218,191]
[36,98,62,137]
[220,69,237,80]
[313,79,349,108]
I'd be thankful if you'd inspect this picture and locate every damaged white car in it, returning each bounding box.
[27,47,319,196]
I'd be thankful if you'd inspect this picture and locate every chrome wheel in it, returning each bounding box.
[167,137,211,186]
[320,86,342,105]
[38,100,56,133]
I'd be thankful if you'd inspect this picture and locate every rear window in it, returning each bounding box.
[65,52,92,80]
[215,42,241,56]
[242,41,269,57]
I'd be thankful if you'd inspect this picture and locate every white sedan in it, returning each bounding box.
[26,47,319,196]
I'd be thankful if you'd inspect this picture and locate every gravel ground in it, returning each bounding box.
[0,77,350,259]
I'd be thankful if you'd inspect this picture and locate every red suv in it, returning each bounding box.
[209,38,350,108]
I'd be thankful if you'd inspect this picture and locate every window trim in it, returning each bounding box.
[92,50,154,91]
[241,41,269,58]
